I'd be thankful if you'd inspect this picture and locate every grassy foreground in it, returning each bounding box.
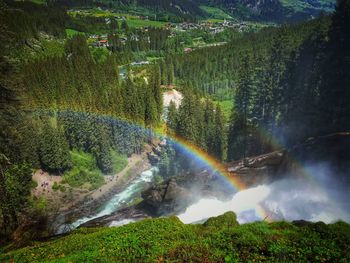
[1,212,349,262]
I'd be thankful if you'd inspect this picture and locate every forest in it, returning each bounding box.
[166,1,349,161]
[0,0,165,237]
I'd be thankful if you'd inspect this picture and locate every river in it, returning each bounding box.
[57,167,158,233]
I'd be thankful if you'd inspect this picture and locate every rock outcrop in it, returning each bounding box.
[141,178,193,215]
[227,133,350,187]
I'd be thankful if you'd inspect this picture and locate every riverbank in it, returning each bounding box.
[30,141,159,233]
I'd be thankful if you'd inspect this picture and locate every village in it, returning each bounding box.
[87,14,254,51]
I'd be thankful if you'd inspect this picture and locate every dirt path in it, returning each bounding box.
[32,146,155,212]
[90,153,145,200]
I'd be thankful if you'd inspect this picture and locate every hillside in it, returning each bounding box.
[1,212,350,262]
[48,0,335,22]
[204,0,336,22]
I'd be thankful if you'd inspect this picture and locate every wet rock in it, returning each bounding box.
[141,178,193,215]
[80,207,150,228]
[148,152,160,165]
[227,133,350,187]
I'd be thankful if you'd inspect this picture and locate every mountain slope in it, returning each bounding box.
[50,0,335,22]
[204,0,336,22]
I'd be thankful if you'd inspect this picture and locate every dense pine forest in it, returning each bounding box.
[0,0,349,260]
[0,0,164,237]
[167,1,349,161]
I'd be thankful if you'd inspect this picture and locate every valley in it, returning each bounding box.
[0,0,349,261]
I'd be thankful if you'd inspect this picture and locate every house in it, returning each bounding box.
[184,47,193,53]
[98,39,108,47]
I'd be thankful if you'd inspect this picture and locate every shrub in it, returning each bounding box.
[2,213,350,262]
[110,150,128,174]
[62,167,104,190]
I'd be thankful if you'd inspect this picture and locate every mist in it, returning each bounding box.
[178,162,350,224]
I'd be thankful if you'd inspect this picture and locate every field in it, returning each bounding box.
[124,19,166,28]
[68,9,166,28]
[65,28,85,38]
[280,0,335,12]
[200,5,233,20]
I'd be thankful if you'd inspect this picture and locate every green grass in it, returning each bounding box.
[61,151,104,190]
[68,9,166,28]
[65,28,85,38]
[215,100,233,120]
[110,151,128,174]
[205,18,226,23]
[280,0,335,12]
[13,39,64,62]
[124,19,166,28]
[70,150,97,171]
[200,5,233,20]
[62,167,104,190]
[24,0,46,4]
[2,212,350,262]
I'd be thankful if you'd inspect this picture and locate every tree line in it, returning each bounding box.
[0,1,163,238]
[166,0,350,161]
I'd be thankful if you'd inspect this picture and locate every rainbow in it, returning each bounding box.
[168,133,246,191]
[168,133,271,222]
[31,109,275,221]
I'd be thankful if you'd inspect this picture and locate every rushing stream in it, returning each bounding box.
[57,167,157,233]
[57,143,350,234]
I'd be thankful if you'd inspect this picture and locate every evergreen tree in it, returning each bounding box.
[167,101,177,131]
[318,0,350,134]
[227,55,252,160]
[39,123,72,174]
[0,155,32,236]
[213,105,225,160]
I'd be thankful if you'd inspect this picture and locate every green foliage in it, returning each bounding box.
[28,196,47,215]
[170,9,350,161]
[200,5,233,20]
[62,167,104,190]
[0,159,33,236]
[2,214,350,262]
[39,123,72,174]
[110,151,128,174]
[167,92,226,160]
[215,100,233,120]
[61,151,103,190]
[70,150,97,171]
[52,182,66,192]
[65,28,85,38]
[203,211,239,229]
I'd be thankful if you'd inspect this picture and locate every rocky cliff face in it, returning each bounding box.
[141,178,193,215]
[227,133,350,186]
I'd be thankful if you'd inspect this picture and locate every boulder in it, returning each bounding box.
[227,133,350,187]
[141,178,193,215]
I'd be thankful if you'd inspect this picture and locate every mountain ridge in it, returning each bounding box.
[49,0,336,22]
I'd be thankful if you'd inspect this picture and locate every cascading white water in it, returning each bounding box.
[178,171,350,225]
[178,185,271,224]
[57,167,157,233]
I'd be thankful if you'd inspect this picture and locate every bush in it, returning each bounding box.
[52,182,66,192]
[70,150,97,171]
[61,151,104,190]
[110,150,128,174]
[62,167,104,190]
